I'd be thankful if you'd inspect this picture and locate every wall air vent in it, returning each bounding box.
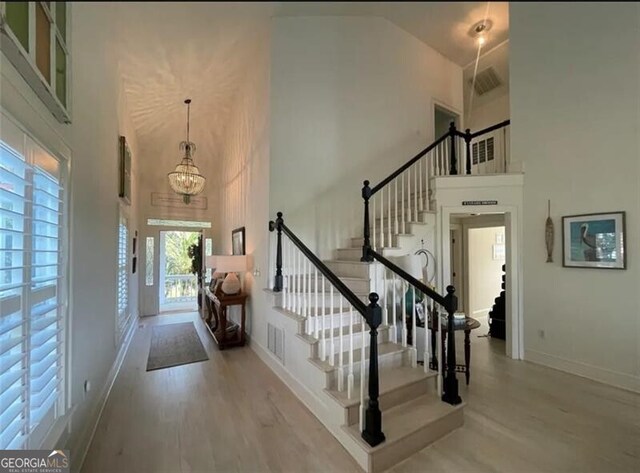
[267,323,285,364]
[469,67,502,96]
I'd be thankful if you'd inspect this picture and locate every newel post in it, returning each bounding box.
[449,122,458,175]
[464,128,472,175]
[269,212,284,292]
[442,285,462,405]
[361,180,373,262]
[362,292,386,447]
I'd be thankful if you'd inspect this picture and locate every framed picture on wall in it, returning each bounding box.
[118,136,132,205]
[562,212,626,269]
[232,227,245,255]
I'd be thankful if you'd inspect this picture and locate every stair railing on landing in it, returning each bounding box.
[360,119,511,259]
[269,212,386,447]
[365,248,462,406]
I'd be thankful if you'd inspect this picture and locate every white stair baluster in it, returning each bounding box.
[347,305,354,399]
[359,317,366,432]
[407,167,412,224]
[387,183,392,246]
[411,286,418,367]
[292,247,297,313]
[379,187,384,248]
[444,141,450,176]
[394,178,399,235]
[321,275,326,361]
[282,238,288,310]
[383,267,388,327]
[306,258,311,333]
[372,194,377,251]
[314,266,319,339]
[392,273,398,342]
[330,285,335,366]
[338,295,344,391]
[413,165,418,222]
[401,173,406,233]
[301,256,306,321]
[424,298,430,373]
[402,281,407,347]
[418,159,424,212]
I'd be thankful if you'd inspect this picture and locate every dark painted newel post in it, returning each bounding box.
[442,285,462,405]
[269,212,284,292]
[449,122,458,175]
[362,292,386,447]
[464,128,472,175]
[361,180,373,262]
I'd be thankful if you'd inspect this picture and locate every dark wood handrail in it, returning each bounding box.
[370,131,451,196]
[469,119,510,139]
[270,216,368,316]
[367,249,450,310]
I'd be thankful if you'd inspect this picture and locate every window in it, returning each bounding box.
[116,210,130,342]
[1,2,70,121]
[145,237,154,287]
[1,113,67,449]
[472,137,495,165]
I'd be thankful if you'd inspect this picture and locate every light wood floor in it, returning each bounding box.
[81,313,639,473]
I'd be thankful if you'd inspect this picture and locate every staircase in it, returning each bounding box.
[489,264,506,339]
[266,120,510,472]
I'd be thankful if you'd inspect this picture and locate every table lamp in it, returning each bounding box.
[208,255,248,295]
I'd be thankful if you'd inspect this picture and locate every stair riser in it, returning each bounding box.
[324,349,408,391]
[311,327,391,359]
[345,375,432,426]
[304,311,366,334]
[336,247,407,262]
[325,261,376,279]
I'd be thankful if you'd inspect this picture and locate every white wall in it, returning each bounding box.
[270,16,463,259]
[1,2,141,466]
[464,41,510,131]
[214,26,270,342]
[511,3,640,391]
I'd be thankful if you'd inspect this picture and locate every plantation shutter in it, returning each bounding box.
[116,211,129,342]
[0,114,66,449]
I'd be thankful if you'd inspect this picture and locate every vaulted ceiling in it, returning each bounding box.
[115,2,508,180]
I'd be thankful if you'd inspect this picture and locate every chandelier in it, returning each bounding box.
[167,99,206,204]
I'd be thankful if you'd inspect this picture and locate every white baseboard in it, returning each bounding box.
[525,349,640,394]
[72,317,138,472]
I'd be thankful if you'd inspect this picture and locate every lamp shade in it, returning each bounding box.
[208,255,248,273]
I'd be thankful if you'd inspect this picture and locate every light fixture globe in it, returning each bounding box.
[167,99,206,204]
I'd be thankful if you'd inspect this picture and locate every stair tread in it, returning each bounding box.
[325,365,436,408]
[309,342,406,372]
[344,393,463,451]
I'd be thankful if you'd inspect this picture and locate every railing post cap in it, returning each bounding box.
[465,128,471,134]
[449,121,457,130]
[276,211,283,218]
[368,292,379,305]
[363,180,370,187]
[446,285,456,295]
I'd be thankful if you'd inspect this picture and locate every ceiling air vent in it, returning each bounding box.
[469,67,502,96]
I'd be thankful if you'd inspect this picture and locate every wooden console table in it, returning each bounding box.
[204,287,248,350]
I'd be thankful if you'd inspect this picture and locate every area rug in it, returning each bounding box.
[146,322,209,371]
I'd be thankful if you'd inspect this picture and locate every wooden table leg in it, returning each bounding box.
[464,328,471,385]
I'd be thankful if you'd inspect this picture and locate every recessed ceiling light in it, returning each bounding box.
[469,19,493,46]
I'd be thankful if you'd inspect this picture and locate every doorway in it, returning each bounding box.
[158,230,200,313]
[434,103,460,140]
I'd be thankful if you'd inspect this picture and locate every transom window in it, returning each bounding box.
[1,2,70,122]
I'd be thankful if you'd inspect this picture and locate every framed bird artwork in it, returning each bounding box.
[562,212,626,269]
